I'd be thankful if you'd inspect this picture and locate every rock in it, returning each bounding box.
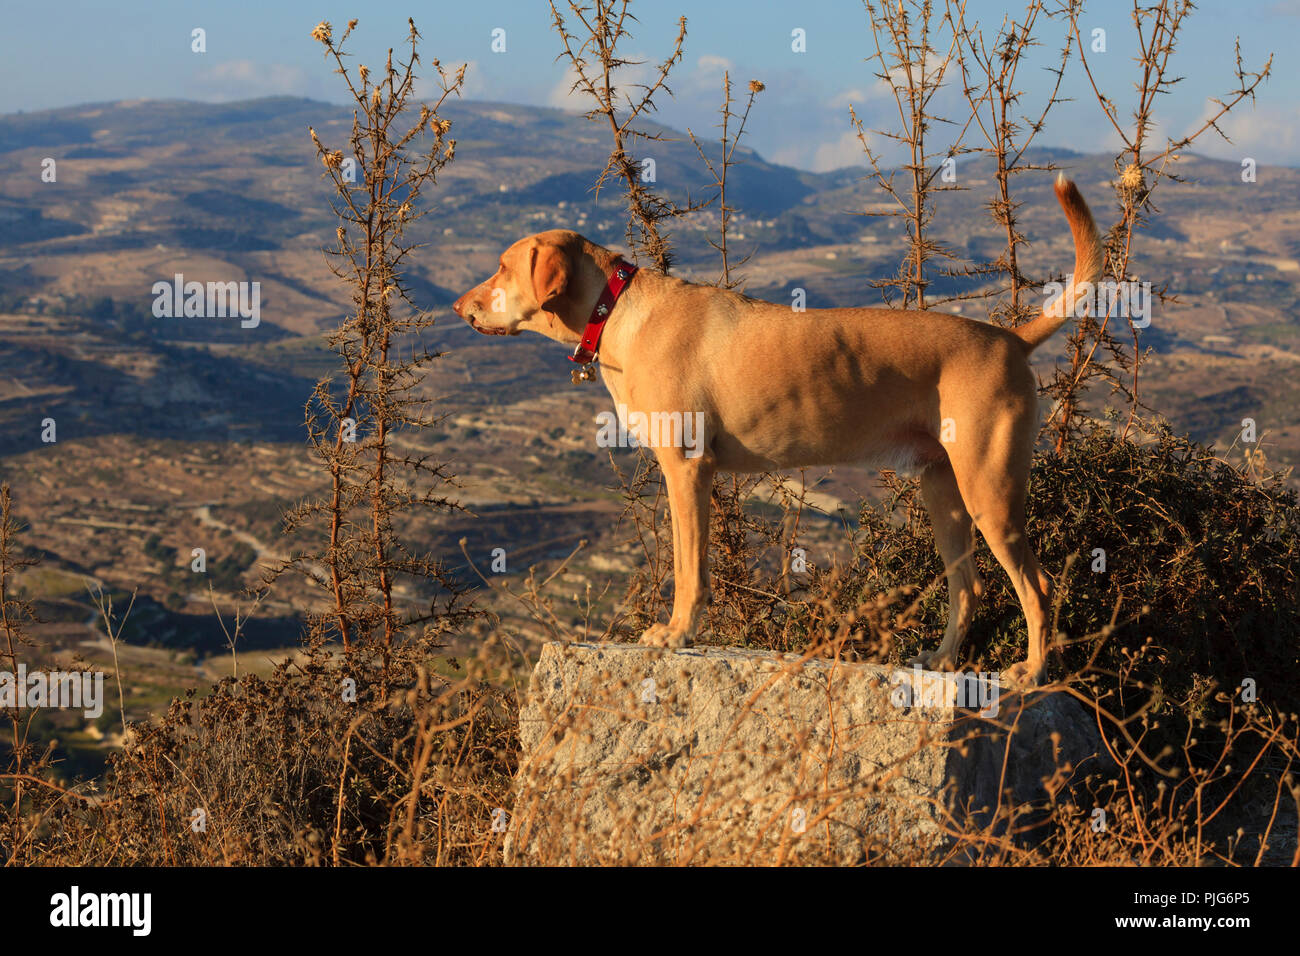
[505,642,1114,865]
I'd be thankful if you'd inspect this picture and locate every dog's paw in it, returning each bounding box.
[1000,659,1044,688]
[906,649,956,671]
[639,623,693,649]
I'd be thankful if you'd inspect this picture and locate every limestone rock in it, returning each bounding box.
[505,642,1113,865]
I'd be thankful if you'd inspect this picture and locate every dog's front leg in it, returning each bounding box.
[639,452,715,648]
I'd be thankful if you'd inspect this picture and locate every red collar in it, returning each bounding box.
[569,259,637,365]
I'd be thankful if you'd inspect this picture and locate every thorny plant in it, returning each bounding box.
[0,484,56,859]
[550,0,708,274]
[851,0,974,309]
[686,74,766,290]
[271,17,479,698]
[946,0,1075,325]
[851,0,1270,456]
[1045,0,1272,451]
[1,19,521,869]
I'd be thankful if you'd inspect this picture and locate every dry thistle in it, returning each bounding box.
[1050,0,1272,447]
[280,18,478,680]
[1119,163,1144,192]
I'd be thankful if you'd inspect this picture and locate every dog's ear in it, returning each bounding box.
[531,242,570,308]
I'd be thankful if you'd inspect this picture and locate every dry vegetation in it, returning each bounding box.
[1,3,1297,867]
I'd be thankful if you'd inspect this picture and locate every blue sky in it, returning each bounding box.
[2,0,1295,170]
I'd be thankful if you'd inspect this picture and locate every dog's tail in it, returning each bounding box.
[1010,173,1104,354]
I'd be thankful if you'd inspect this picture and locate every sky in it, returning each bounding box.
[1,0,1296,172]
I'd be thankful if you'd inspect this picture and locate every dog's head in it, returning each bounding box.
[452,230,579,337]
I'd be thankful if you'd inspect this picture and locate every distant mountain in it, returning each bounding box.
[0,96,1297,466]
[1,97,1294,303]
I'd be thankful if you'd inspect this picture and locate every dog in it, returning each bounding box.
[453,174,1103,685]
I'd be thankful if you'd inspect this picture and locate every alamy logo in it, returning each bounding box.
[0,665,104,718]
[151,273,261,328]
[1044,276,1152,328]
[890,664,1000,717]
[596,404,705,458]
[49,886,151,936]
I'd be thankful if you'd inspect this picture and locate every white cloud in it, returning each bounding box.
[828,64,912,109]
[828,88,871,109]
[547,65,584,109]
[414,61,483,102]
[547,57,660,110]
[814,129,869,172]
[1179,101,1300,166]
[695,54,734,77]
[194,60,314,101]
[461,60,487,99]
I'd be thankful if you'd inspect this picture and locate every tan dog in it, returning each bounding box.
[453,174,1102,685]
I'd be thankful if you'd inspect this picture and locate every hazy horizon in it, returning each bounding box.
[2,0,1294,172]
[6,92,1298,177]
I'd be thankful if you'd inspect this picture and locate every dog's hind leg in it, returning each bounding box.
[947,417,1053,687]
[910,459,984,671]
